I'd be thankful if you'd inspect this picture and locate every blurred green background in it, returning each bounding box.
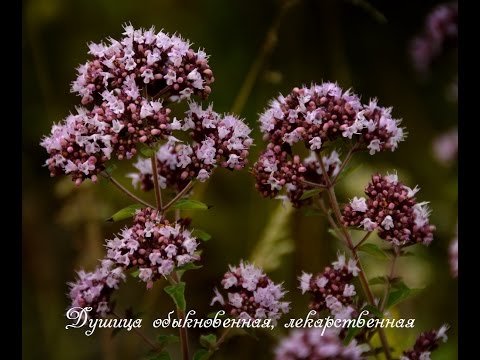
[22,0,457,359]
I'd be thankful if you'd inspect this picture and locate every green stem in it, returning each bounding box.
[230,0,299,114]
[205,327,233,359]
[112,312,159,351]
[354,231,373,250]
[150,154,163,210]
[317,154,393,360]
[380,247,399,312]
[331,144,358,185]
[100,172,155,209]
[300,179,328,189]
[170,272,190,360]
[162,181,194,213]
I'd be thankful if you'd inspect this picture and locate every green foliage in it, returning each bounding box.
[156,334,179,348]
[164,282,186,311]
[386,281,423,309]
[299,188,324,200]
[192,229,212,241]
[200,334,217,349]
[193,349,209,360]
[357,243,388,259]
[107,203,143,222]
[171,199,209,211]
[249,202,294,272]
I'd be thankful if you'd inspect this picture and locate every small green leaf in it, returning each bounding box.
[105,164,117,174]
[299,188,324,200]
[157,334,179,347]
[193,349,210,360]
[357,243,388,259]
[343,325,363,345]
[200,334,217,349]
[176,263,203,279]
[172,199,209,211]
[146,351,171,360]
[164,282,186,311]
[192,229,212,241]
[107,204,143,222]
[141,147,156,157]
[369,276,388,285]
[391,279,410,292]
[327,228,344,241]
[131,269,140,278]
[386,286,422,309]
[361,304,384,319]
[385,249,414,257]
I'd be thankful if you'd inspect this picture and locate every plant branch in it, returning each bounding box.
[162,181,194,213]
[332,144,358,185]
[380,247,399,312]
[318,197,347,246]
[354,231,373,250]
[317,154,393,360]
[204,327,234,359]
[100,172,155,208]
[170,272,190,360]
[112,311,159,351]
[300,179,328,189]
[230,0,299,114]
[150,154,163,210]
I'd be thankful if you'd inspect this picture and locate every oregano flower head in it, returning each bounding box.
[210,261,290,322]
[342,172,435,246]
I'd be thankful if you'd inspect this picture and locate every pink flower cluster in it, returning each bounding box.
[401,325,449,360]
[253,82,405,207]
[72,23,214,105]
[410,3,458,73]
[41,100,171,185]
[41,24,215,185]
[105,207,200,288]
[128,102,253,192]
[68,259,125,317]
[211,261,290,322]
[253,147,341,207]
[259,83,405,154]
[274,328,365,360]
[342,173,435,247]
[299,254,359,316]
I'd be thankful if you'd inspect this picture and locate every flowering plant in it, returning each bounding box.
[40,19,455,360]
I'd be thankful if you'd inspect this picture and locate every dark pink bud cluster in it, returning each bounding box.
[410,3,458,73]
[210,261,290,322]
[127,102,253,192]
[342,173,435,246]
[68,259,125,317]
[401,325,449,360]
[275,328,365,360]
[105,207,200,288]
[252,146,341,207]
[71,23,214,105]
[299,254,359,315]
